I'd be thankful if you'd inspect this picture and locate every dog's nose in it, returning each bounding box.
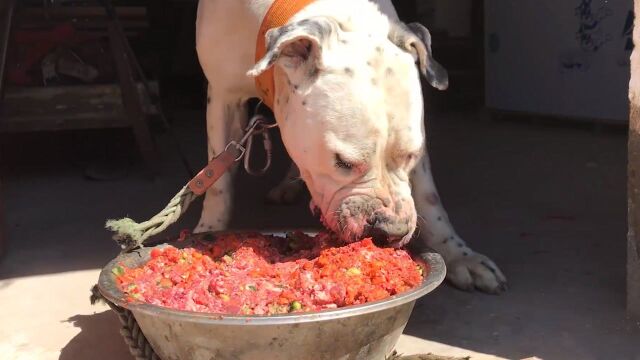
[364,213,410,245]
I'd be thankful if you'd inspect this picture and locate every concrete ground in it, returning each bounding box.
[0,108,638,360]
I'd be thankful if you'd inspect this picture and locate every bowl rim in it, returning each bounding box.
[98,230,446,325]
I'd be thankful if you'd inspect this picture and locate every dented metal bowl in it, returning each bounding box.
[98,231,446,360]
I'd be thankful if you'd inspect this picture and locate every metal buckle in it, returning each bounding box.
[225,141,246,162]
[220,101,278,175]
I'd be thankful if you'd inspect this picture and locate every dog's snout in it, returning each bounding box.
[364,212,410,245]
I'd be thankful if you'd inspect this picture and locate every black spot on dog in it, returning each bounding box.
[457,242,464,248]
[375,46,383,53]
[344,67,354,76]
[480,261,498,274]
[302,100,307,106]
[293,85,299,90]
[366,60,372,66]
[371,78,378,85]
[463,251,469,256]
[340,39,348,44]
[442,238,449,244]
[300,19,333,42]
[437,216,442,221]
[425,192,439,205]
[385,67,394,76]
[308,67,319,78]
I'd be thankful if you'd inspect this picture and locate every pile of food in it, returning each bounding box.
[113,232,425,315]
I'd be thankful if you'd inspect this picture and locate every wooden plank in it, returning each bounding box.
[628,0,640,320]
[0,0,16,101]
[0,113,129,132]
[0,83,159,133]
[14,6,149,34]
[108,23,158,174]
[0,0,15,258]
[18,6,147,20]
[0,178,4,258]
[16,19,149,31]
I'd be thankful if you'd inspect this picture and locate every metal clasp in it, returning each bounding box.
[242,114,277,176]
[226,101,278,176]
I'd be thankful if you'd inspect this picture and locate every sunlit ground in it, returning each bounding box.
[1,110,638,360]
[0,270,513,359]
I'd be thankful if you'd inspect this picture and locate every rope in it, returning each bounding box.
[91,285,159,360]
[108,302,160,360]
[105,185,197,252]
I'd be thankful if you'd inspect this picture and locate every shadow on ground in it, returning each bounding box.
[1,109,639,360]
[60,311,131,360]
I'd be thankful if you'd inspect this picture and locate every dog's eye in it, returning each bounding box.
[334,154,353,170]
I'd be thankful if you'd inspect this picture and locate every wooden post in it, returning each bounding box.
[108,23,159,176]
[628,0,640,319]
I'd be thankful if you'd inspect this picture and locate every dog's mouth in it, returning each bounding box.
[310,200,415,248]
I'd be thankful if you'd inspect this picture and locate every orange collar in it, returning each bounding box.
[255,0,315,110]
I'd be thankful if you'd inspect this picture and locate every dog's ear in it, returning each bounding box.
[388,21,448,90]
[248,17,337,78]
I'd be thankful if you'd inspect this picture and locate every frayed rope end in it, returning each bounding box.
[106,218,144,250]
[90,284,106,305]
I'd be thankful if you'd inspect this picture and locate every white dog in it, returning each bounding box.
[194,0,506,293]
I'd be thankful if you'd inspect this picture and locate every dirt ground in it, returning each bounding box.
[0,108,638,360]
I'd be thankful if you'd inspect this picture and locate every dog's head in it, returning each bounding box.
[248,15,447,247]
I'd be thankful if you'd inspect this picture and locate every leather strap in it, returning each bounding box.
[188,147,240,195]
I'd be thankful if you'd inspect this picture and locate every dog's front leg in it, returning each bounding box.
[266,162,305,204]
[195,87,248,233]
[411,154,507,294]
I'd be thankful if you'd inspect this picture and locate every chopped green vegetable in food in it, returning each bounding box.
[112,265,125,276]
[290,300,303,312]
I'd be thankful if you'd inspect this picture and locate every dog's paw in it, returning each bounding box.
[446,251,507,294]
[266,181,305,204]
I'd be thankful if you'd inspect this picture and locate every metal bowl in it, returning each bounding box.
[98,231,446,360]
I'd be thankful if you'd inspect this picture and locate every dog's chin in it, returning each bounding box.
[388,235,412,249]
[318,218,412,249]
[313,202,415,248]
